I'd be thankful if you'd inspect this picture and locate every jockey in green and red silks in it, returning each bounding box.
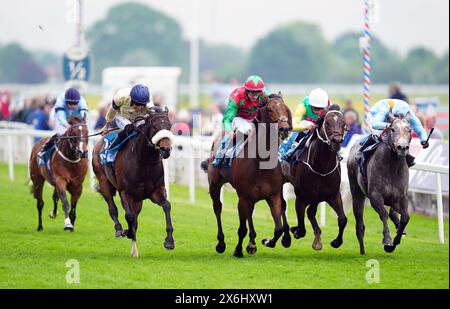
[212,75,271,167]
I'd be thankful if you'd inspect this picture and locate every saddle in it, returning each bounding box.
[356,134,383,185]
[99,131,138,166]
[286,132,313,165]
[212,133,248,169]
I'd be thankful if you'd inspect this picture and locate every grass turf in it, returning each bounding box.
[0,163,448,289]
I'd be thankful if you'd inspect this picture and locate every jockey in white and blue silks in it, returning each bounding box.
[359,98,429,167]
[38,88,89,157]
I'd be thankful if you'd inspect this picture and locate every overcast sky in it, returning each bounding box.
[0,0,448,56]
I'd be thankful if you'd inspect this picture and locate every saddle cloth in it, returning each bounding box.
[99,131,138,166]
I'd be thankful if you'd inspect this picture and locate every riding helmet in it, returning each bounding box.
[64,87,81,104]
[130,84,150,105]
[244,75,265,92]
[309,88,329,108]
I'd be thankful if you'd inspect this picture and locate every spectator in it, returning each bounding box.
[152,92,165,107]
[343,109,363,147]
[31,102,52,142]
[94,102,110,130]
[0,91,11,120]
[389,83,408,102]
[171,109,191,136]
[424,112,444,140]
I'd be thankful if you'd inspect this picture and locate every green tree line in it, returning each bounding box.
[0,2,448,85]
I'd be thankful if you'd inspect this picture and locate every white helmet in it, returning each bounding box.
[309,88,329,108]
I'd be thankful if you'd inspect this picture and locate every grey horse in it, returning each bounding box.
[347,113,413,255]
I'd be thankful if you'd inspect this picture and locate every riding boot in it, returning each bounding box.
[108,129,131,151]
[38,134,58,158]
[200,159,209,172]
[406,154,416,168]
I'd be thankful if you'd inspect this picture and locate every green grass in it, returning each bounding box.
[0,163,448,289]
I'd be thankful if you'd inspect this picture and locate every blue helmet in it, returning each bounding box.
[64,88,80,104]
[130,84,150,105]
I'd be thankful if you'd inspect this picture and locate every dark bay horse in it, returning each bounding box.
[205,93,292,257]
[287,106,348,250]
[29,116,89,231]
[347,113,413,255]
[92,106,174,257]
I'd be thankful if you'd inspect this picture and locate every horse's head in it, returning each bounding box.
[384,113,412,157]
[66,116,89,159]
[140,106,174,159]
[255,92,292,140]
[316,105,346,152]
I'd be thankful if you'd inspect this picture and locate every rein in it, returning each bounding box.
[132,113,171,150]
[301,110,343,177]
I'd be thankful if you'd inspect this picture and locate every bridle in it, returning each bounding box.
[55,123,88,163]
[132,112,171,150]
[381,117,412,152]
[301,110,345,177]
[254,97,291,128]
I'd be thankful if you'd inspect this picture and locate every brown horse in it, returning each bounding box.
[29,116,89,231]
[205,93,292,257]
[286,106,348,250]
[92,106,174,257]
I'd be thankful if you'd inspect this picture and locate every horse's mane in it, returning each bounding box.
[68,116,84,125]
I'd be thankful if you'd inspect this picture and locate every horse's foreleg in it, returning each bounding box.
[280,193,291,248]
[209,181,225,254]
[327,193,347,249]
[246,205,257,255]
[150,187,174,250]
[32,177,45,231]
[291,196,307,239]
[234,198,250,258]
[119,191,139,257]
[262,195,283,248]
[55,178,72,231]
[385,201,410,253]
[307,203,322,250]
[68,184,82,229]
[389,208,407,235]
[352,194,366,255]
[48,188,59,218]
[369,194,392,246]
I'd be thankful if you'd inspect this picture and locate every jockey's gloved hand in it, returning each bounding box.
[124,123,135,133]
[421,140,429,149]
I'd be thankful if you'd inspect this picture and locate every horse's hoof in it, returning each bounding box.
[360,250,366,255]
[312,239,322,250]
[233,250,244,258]
[216,242,226,254]
[164,241,175,250]
[330,239,343,248]
[115,230,126,238]
[261,238,275,248]
[384,244,396,253]
[290,226,297,233]
[37,226,43,232]
[246,244,257,255]
[281,235,291,248]
[48,210,57,219]
[292,228,306,239]
[64,226,73,231]
[382,239,393,246]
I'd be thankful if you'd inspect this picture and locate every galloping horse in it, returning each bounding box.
[347,113,413,255]
[205,93,292,257]
[286,106,348,250]
[29,116,89,231]
[92,106,174,257]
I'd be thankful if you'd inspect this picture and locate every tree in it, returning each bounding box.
[199,41,247,81]
[405,47,440,84]
[247,22,332,83]
[435,52,449,84]
[332,32,410,84]
[0,43,47,83]
[86,2,185,82]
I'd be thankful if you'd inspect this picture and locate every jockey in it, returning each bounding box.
[211,75,271,167]
[100,84,154,149]
[359,98,429,167]
[38,88,88,158]
[278,88,330,161]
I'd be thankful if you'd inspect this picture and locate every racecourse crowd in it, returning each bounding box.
[0,83,444,145]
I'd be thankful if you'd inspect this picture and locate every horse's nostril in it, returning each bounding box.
[405,146,409,150]
[396,145,402,151]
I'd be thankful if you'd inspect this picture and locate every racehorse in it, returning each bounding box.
[92,106,174,257]
[347,113,413,255]
[29,116,89,231]
[286,106,348,250]
[205,93,292,257]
